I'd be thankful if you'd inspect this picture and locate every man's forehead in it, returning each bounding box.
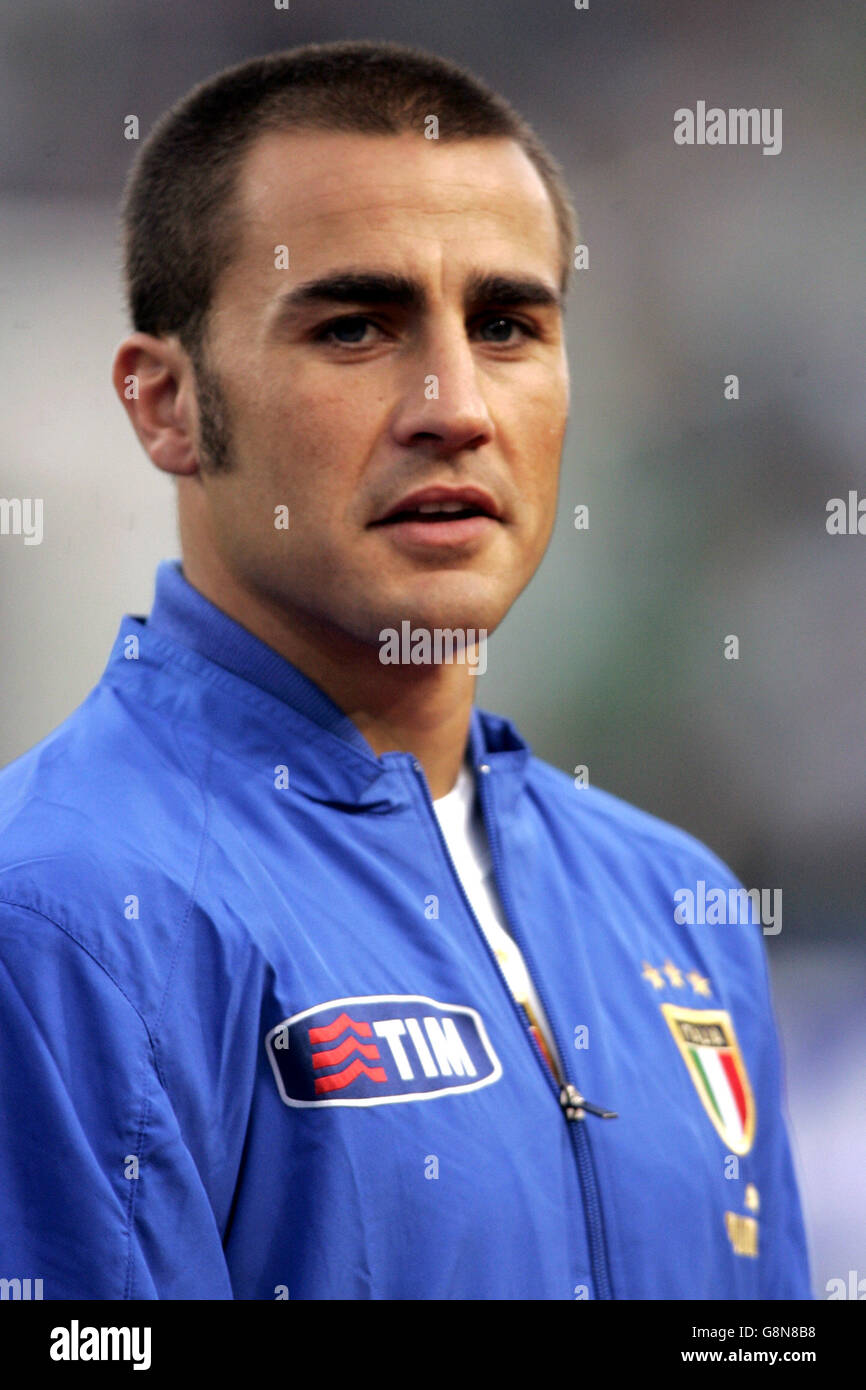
[229,127,560,273]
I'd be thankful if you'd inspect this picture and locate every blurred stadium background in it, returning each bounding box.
[1,0,863,1297]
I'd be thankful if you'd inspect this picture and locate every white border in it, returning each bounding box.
[265,993,503,1108]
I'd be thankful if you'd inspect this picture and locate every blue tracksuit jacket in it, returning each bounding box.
[0,560,811,1299]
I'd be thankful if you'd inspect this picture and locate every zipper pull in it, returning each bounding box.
[559,1083,618,1122]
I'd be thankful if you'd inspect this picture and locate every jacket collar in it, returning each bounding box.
[109,559,531,811]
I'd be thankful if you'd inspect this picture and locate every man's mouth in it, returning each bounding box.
[377,499,490,524]
[372,485,500,523]
[369,486,502,549]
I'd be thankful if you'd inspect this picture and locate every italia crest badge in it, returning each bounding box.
[661,1004,756,1155]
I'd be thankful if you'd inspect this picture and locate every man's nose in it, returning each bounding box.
[390,321,495,454]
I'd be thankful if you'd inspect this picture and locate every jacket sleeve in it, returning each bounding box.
[0,900,233,1299]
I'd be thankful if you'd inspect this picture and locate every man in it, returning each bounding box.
[0,40,810,1299]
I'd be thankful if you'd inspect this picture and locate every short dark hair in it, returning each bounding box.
[119,40,577,362]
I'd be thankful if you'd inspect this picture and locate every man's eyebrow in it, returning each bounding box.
[272,271,423,322]
[271,268,562,323]
[463,271,562,311]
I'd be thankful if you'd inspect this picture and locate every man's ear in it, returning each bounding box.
[111,333,200,476]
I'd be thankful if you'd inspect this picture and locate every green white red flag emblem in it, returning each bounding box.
[661,1004,756,1155]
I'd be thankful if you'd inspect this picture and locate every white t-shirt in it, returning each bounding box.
[432,759,563,1081]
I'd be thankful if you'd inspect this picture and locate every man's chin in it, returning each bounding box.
[365,597,507,645]
[365,569,515,627]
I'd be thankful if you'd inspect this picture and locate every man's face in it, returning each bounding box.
[190,129,569,645]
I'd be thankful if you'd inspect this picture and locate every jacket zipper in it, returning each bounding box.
[410,758,615,1301]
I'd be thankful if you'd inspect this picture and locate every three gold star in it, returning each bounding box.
[641,960,712,997]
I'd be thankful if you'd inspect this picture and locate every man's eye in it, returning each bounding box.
[314,313,536,348]
[316,315,381,346]
[475,315,534,343]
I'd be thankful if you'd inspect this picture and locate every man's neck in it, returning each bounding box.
[180,555,477,800]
